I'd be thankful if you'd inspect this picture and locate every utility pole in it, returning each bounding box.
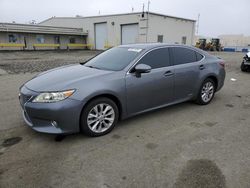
[146,0,150,43]
[196,13,200,35]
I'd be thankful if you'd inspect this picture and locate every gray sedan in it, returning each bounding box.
[19,44,225,136]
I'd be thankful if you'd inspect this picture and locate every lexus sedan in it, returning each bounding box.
[19,44,225,137]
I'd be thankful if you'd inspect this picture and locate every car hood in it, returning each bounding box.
[25,64,113,92]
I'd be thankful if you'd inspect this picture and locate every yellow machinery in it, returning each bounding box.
[195,38,207,50]
[195,38,222,51]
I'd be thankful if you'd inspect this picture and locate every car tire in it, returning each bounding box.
[80,97,119,137]
[241,61,248,72]
[196,78,215,105]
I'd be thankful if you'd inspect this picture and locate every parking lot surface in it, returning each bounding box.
[0,51,250,188]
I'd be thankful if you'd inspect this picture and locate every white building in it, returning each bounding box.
[0,23,87,50]
[218,34,250,47]
[40,12,196,50]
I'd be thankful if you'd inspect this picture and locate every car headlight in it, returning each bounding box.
[32,89,75,103]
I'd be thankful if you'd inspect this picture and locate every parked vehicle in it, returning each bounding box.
[195,38,207,50]
[241,52,250,72]
[19,44,226,137]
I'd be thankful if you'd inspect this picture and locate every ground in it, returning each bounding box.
[0,50,250,188]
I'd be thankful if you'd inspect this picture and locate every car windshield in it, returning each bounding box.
[84,47,143,71]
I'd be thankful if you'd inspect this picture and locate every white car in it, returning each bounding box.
[241,52,250,72]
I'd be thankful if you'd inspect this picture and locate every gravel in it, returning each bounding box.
[0,50,100,74]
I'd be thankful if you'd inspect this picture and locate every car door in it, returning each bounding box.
[125,47,174,115]
[170,47,204,101]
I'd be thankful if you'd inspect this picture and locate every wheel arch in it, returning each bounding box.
[194,74,218,100]
[79,93,123,129]
[206,75,218,91]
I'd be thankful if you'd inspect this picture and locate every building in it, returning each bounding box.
[195,34,250,52]
[0,23,88,50]
[0,12,196,50]
[218,34,250,47]
[40,12,196,50]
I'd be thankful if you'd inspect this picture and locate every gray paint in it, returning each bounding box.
[19,44,225,134]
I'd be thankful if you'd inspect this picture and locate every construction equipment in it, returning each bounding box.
[195,38,223,51]
[195,38,207,50]
[209,38,222,51]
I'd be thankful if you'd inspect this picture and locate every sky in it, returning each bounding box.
[0,0,249,37]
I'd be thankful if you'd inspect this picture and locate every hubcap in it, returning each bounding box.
[87,103,115,133]
[201,82,214,103]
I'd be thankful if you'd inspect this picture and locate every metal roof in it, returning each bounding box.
[39,11,196,24]
[0,23,87,35]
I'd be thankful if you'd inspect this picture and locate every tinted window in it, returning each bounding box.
[138,48,170,69]
[84,47,142,71]
[172,47,197,65]
[196,52,204,61]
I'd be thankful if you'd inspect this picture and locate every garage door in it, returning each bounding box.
[121,24,139,45]
[95,23,107,50]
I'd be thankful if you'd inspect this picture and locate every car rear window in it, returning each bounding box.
[171,47,197,65]
[196,52,204,61]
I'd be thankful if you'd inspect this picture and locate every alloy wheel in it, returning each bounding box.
[201,82,214,103]
[87,103,115,133]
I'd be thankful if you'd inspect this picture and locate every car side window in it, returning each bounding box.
[196,52,204,61]
[171,47,197,65]
[137,48,170,69]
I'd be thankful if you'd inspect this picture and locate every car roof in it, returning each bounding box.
[118,43,209,56]
[119,43,196,50]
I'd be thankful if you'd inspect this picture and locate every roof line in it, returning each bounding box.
[38,11,196,24]
[0,22,81,29]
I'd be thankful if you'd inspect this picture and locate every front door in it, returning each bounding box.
[126,47,174,115]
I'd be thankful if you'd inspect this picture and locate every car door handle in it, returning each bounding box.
[164,70,173,77]
[199,65,205,70]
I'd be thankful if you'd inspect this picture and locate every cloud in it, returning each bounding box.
[0,0,249,36]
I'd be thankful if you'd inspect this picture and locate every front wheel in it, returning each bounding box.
[241,61,248,72]
[80,97,119,137]
[196,78,215,105]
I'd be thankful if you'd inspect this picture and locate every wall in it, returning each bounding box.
[40,14,142,48]
[147,14,195,45]
[218,34,250,47]
[0,32,86,50]
[40,13,196,48]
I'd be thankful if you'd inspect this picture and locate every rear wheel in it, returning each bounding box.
[196,78,215,105]
[80,97,119,137]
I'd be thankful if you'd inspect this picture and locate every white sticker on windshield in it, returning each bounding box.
[128,48,142,53]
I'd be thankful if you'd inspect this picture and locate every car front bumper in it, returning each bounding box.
[19,86,83,134]
[243,60,250,65]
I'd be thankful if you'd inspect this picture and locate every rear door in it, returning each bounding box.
[170,47,204,101]
[126,47,174,115]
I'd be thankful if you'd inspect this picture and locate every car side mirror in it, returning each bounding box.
[134,64,152,77]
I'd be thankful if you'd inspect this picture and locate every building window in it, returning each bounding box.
[157,35,163,43]
[36,35,45,43]
[182,36,187,44]
[8,34,18,43]
[54,36,60,44]
[69,37,76,44]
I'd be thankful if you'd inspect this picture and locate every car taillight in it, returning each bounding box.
[219,62,225,68]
